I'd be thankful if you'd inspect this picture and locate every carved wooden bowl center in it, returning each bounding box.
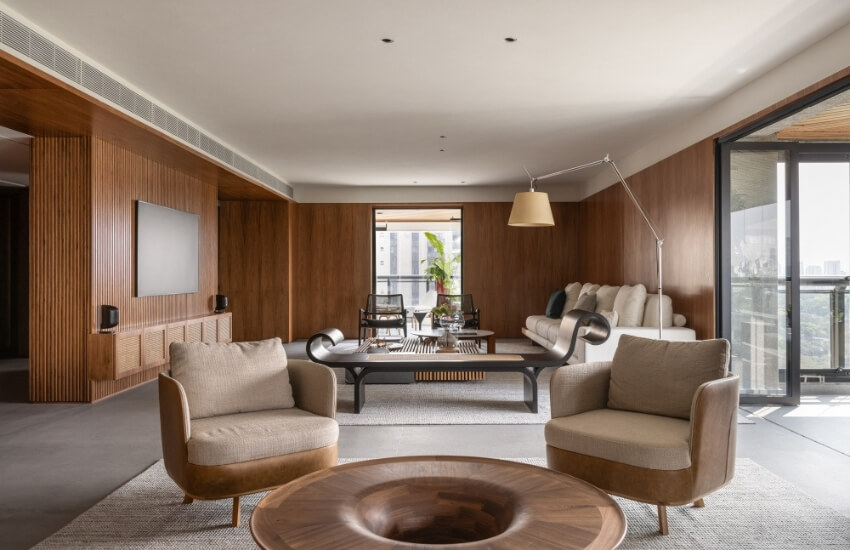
[355,476,517,544]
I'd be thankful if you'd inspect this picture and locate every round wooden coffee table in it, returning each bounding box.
[251,456,626,549]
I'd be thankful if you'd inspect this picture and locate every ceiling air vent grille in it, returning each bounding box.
[0,9,291,198]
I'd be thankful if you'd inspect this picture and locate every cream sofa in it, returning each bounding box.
[523,282,696,363]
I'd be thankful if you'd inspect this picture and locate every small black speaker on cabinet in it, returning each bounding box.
[215,294,228,313]
[100,305,119,332]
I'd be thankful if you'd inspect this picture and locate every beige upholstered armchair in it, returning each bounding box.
[545,335,739,535]
[158,338,338,527]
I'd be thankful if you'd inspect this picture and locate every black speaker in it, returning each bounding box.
[100,305,119,331]
[215,294,228,312]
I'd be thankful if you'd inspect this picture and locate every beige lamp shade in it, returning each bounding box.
[508,191,555,227]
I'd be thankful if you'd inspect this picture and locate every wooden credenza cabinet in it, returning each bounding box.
[88,312,232,380]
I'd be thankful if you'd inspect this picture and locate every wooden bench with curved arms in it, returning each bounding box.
[545,335,739,535]
[158,339,339,527]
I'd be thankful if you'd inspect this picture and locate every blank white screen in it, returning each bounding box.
[136,201,199,297]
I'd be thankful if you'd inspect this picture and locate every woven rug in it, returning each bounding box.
[34,458,850,549]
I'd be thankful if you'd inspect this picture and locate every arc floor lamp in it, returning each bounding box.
[508,154,665,338]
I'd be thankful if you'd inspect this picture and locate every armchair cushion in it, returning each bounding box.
[170,338,295,420]
[187,408,338,466]
[608,336,730,420]
[545,409,691,470]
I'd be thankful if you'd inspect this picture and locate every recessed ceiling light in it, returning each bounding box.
[413,181,418,184]
[439,149,445,152]
[440,135,446,138]
[504,37,517,43]
[381,38,394,43]
[461,181,466,184]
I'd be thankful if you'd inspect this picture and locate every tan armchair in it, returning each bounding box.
[159,338,338,527]
[545,335,739,535]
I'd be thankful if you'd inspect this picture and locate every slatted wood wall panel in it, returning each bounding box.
[463,202,580,338]
[29,137,91,402]
[89,137,218,401]
[0,188,28,358]
[578,139,716,339]
[218,200,291,342]
[291,203,372,339]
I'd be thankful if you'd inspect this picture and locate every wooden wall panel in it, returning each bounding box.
[29,137,91,402]
[464,202,580,338]
[0,188,28,358]
[291,203,372,340]
[579,139,716,339]
[88,137,219,401]
[219,200,291,342]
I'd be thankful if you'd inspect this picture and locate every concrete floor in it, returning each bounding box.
[1,349,849,549]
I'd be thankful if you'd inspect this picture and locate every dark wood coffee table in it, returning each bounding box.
[251,456,626,549]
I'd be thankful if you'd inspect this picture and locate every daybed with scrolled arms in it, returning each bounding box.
[158,337,338,527]
[523,282,696,363]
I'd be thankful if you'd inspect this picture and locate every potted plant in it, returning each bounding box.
[421,232,460,294]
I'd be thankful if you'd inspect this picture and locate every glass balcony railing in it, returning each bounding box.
[374,275,461,310]
[800,277,848,374]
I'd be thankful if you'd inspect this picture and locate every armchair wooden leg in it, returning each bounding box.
[232,496,241,527]
[693,498,705,507]
[657,505,669,535]
[182,494,193,504]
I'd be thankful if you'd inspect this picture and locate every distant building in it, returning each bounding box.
[823,260,841,276]
[805,264,823,276]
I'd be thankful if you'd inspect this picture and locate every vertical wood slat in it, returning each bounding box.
[88,137,218,401]
[29,137,92,402]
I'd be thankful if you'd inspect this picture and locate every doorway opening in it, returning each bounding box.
[0,125,31,403]
[373,208,462,329]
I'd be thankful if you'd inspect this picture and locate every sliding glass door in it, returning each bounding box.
[721,143,850,404]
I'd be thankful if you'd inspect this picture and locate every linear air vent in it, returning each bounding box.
[0,10,292,198]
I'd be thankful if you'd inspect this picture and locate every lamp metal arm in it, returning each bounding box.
[528,154,665,339]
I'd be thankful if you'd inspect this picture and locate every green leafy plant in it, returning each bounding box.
[421,232,460,294]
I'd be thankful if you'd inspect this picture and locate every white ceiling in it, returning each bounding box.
[3,0,850,200]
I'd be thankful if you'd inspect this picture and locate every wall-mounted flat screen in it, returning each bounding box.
[136,200,199,297]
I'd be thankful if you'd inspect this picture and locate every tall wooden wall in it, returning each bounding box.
[29,136,219,402]
[219,200,292,342]
[290,203,372,339]
[29,137,92,402]
[464,202,580,337]
[88,137,218,401]
[0,187,28,358]
[578,139,716,339]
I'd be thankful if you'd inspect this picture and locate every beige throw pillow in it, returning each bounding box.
[607,335,730,420]
[594,285,620,313]
[562,282,582,315]
[612,284,647,326]
[642,294,674,328]
[170,337,295,420]
[574,291,597,312]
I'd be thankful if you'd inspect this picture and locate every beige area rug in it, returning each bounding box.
[34,458,850,549]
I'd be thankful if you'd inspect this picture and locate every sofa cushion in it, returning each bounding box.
[608,335,730,420]
[594,285,620,313]
[562,282,582,315]
[526,315,549,333]
[612,284,647,326]
[599,310,619,328]
[537,317,562,343]
[574,291,597,312]
[545,409,691,470]
[673,313,688,327]
[545,289,567,318]
[170,338,295,420]
[642,294,674,328]
[580,283,600,298]
[187,408,339,466]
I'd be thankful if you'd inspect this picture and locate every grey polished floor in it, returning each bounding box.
[1,351,849,549]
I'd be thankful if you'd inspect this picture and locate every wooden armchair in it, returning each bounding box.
[545,335,739,535]
[359,294,408,343]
